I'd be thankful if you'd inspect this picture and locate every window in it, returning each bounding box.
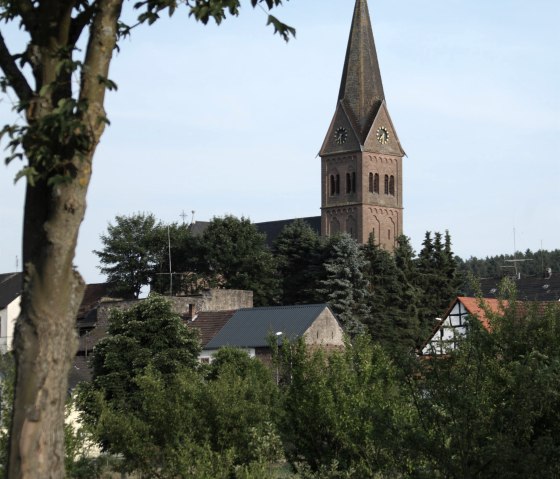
[374,173,379,193]
[330,175,336,196]
[384,175,389,195]
[346,173,351,193]
[389,175,395,196]
[336,174,340,194]
[388,229,391,240]
[352,172,356,193]
[368,173,373,192]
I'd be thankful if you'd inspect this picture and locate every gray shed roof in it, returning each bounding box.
[205,303,331,349]
[0,273,22,309]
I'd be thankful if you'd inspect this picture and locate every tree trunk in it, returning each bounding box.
[6,0,123,475]
[8,170,89,478]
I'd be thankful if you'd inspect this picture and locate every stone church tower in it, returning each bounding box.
[319,0,405,251]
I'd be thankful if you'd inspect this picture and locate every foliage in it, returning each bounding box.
[415,231,459,339]
[273,219,324,305]
[0,352,14,474]
[94,213,164,298]
[199,348,283,465]
[411,296,560,478]
[458,248,560,279]
[199,215,280,305]
[316,234,370,335]
[362,235,419,353]
[281,336,414,478]
[0,0,293,473]
[150,221,203,295]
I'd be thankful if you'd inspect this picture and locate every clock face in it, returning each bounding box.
[334,127,348,145]
[376,126,389,144]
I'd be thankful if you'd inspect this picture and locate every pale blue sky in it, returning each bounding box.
[1,0,559,283]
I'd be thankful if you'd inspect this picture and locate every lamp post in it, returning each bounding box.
[275,331,283,385]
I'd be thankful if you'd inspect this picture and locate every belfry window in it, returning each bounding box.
[368,173,373,193]
[389,175,395,196]
[352,172,356,193]
[330,175,336,196]
[346,173,351,193]
[336,174,340,194]
[374,173,379,193]
[384,175,389,195]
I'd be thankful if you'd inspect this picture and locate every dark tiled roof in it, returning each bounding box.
[337,0,384,142]
[255,216,321,247]
[77,283,110,320]
[187,310,235,347]
[187,221,211,237]
[476,273,560,301]
[205,303,330,349]
[0,272,22,309]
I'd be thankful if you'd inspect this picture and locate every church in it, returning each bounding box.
[206,0,406,251]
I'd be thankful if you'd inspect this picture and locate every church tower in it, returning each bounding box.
[319,0,405,250]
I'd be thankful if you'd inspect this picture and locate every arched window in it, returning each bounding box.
[368,173,373,193]
[389,175,395,196]
[374,173,379,193]
[336,174,340,194]
[330,175,336,196]
[330,218,340,235]
[352,172,356,193]
[384,175,389,195]
[346,173,351,193]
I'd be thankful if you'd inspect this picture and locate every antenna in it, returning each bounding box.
[167,226,172,296]
[191,210,195,225]
[179,210,188,224]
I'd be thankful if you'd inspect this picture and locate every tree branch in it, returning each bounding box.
[69,1,97,45]
[0,31,33,103]
[13,0,37,34]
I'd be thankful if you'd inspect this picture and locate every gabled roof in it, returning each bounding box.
[0,272,22,309]
[205,304,332,349]
[338,0,385,143]
[449,296,503,331]
[187,310,235,347]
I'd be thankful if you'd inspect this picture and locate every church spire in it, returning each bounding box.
[338,0,385,142]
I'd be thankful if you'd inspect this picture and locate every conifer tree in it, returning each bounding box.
[272,219,323,305]
[316,234,369,336]
[362,236,419,352]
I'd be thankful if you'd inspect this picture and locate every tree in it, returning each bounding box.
[273,219,324,305]
[362,236,419,353]
[0,1,293,475]
[76,295,203,476]
[316,234,369,335]
[200,215,280,306]
[416,231,460,339]
[410,297,560,478]
[94,212,163,298]
[281,336,414,478]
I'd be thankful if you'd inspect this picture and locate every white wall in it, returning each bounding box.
[0,295,20,353]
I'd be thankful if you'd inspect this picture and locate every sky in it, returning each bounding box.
[1,0,559,284]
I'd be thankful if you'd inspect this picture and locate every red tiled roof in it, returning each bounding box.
[456,296,505,331]
[187,310,235,347]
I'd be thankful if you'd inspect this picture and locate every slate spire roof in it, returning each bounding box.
[338,0,385,142]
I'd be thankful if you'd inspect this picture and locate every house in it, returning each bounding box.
[200,304,344,364]
[476,271,560,302]
[0,272,22,353]
[420,297,503,356]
